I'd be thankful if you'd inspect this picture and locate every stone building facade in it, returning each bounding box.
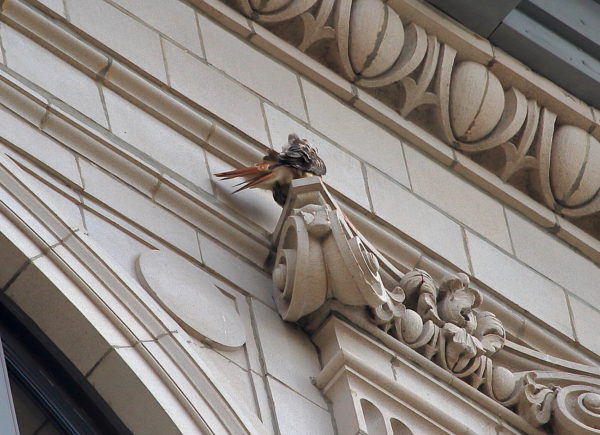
[0,0,599,433]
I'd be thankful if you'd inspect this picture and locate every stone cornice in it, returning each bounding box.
[272,177,600,433]
[2,0,600,265]
[0,0,597,367]
[198,0,600,262]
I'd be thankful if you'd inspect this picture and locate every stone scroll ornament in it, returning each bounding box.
[233,0,600,219]
[271,177,600,433]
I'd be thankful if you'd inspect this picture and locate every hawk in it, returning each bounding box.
[214,134,327,206]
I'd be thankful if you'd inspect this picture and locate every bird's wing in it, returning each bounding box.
[276,142,327,176]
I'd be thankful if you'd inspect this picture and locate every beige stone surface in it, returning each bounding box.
[111,0,203,56]
[87,347,191,434]
[163,39,268,144]
[0,23,107,127]
[83,207,155,277]
[152,174,272,269]
[367,167,470,271]
[0,106,82,187]
[506,209,600,308]
[569,296,600,355]
[302,79,410,187]
[5,165,84,231]
[251,372,276,434]
[41,107,161,197]
[0,69,49,126]
[137,250,246,350]
[252,301,326,408]
[263,104,371,210]
[404,145,512,251]
[248,22,355,102]
[198,235,274,307]
[466,231,573,337]
[5,256,131,374]
[34,0,65,16]
[267,376,334,435]
[79,160,202,260]
[206,153,282,233]
[0,183,62,248]
[65,0,167,82]
[192,344,258,414]
[199,14,307,121]
[449,62,504,142]
[103,88,213,193]
[0,215,43,288]
[550,125,600,207]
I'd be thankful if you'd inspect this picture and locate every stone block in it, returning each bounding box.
[103,88,213,193]
[11,167,84,232]
[83,208,154,279]
[33,0,65,16]
[0,68,49,126]
[163,39,268,144]
[5,256,131,374]
[367,167,470,271]
[0,23,107,127]
[404,145,512,251]
[569,296,600,356]
[192,344,257,412]
[79,160,202,260]
[0,214,42,289]
[264,104,371,210]
[506,209,600,308]
[199,14,306,121]
[87,347,187,434]
[111,0,203,56]
[0,107,82,188]
[466,231,573,337]
[153,175,271,268]
[251,372,276,434]
[65,0,167,82]
[267,376,334,435]
[252,301,326,408]
[198,235,273,307]
[301,79,410,187]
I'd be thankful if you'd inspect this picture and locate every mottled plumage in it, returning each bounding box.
[214,134,326,206]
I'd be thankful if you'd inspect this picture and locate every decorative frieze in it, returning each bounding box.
[231,0,600,223]
[272,177,600,433]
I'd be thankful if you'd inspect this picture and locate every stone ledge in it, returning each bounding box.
[3,0,600,268]
[200,0,600,264]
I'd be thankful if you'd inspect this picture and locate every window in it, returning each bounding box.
[0,297,130,434]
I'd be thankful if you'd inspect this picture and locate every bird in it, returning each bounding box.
[214,134,327,206]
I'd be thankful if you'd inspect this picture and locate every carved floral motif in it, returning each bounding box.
[232,0,600,220]
[271,178,600,434]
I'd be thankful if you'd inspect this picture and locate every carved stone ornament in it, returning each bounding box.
[230,0,600,222]
[136,250,246,350]
[271,177,600,434]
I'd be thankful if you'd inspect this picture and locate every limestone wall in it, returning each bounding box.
[0,0,599,433]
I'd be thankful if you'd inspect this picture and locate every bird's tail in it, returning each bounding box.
[214,163,276,193]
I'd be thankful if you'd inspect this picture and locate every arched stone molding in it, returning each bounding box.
[0,153,266,434]
[272,177,600,434]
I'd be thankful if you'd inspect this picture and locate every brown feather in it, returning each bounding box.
[214,162,273,180]
[233,171,277,193]
[214,135,326,206]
